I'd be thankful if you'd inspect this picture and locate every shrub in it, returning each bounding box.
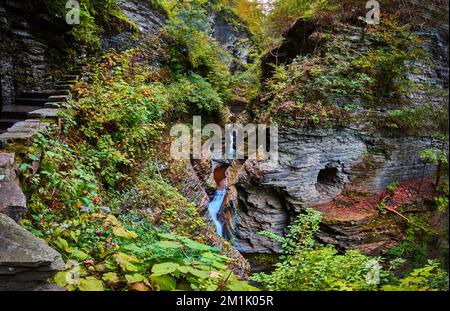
[251,208,449,291]
[251,209,391,291]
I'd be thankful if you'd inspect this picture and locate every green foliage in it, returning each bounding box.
[255,16,433,130]
[435,195,449,213]
[383,260,449,291]
[420,147,449,212]
[163,0,233,101]
[419,148,449,168]
[352,18,426,104]
[387,181,400,192]
[251,209,449,291]
[387,214,433,266]
[385,102,449,136]
[233,0,266,45]
[25,210,254,291]
[260,207,322,254]
[74,81,167,187]
[252,209,390,291]
[33,0,139,52]
[257,59,344,127]
[266,0,328,40]
[168,74,223,114]
[110,172,206,236]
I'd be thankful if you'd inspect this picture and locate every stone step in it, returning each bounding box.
[15,98,47,106]
[0,131,34,143]
[60,75,79,82]
[0,119,23,130]
[28,108,59,119]
[44,102,69,109]
[1,106,39,119]
[6,120,50,134]
[54,84,73,90]
[57,79,77,85]
[21,90,69,98]
[47,95,69,102]
[0,120,51,144]
[69,69,82,75]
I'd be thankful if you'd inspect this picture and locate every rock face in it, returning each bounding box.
[261,19,320,78]
[102,0,167,50]
[0,152,26,221]
[210,11,253,72]
[233,4,449,255]
[0,0,166,110]
[0,153,64,290]
[233,128,439,254]
[0,213,65,291]
[0,1,69,106]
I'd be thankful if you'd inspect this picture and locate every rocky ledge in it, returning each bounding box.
[0,152,26,221]
[0,213,65,291]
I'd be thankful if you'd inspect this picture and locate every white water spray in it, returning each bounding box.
[208,189,227,236]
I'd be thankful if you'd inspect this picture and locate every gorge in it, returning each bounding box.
[0,0,448,292]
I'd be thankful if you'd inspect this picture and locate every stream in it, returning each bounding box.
[208,189,227,236]
[205,111,277,274]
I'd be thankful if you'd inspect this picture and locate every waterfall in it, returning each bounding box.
[208,124,236,237]
[208,189,227,236]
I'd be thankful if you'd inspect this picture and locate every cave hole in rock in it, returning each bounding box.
[315,166,342,194]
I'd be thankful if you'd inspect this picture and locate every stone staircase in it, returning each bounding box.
[1,151,65,291]
[0,65,86,291]
[0,66,85,144]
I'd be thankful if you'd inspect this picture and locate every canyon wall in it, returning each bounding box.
[232,13,449,255]
[233,128,439,254]
[0,1,69,106]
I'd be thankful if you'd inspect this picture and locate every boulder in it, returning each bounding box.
[0,213,65,291]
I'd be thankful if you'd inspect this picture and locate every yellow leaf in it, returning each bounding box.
[112,227,138,239]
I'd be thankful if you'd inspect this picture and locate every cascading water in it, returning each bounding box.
[208,189,227,236]
[208,125,236,237]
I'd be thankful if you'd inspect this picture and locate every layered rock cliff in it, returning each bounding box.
[231,8,449,256]
[233,128,440,254]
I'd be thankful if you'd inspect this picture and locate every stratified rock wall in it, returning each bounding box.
[233,128,439,254]
[0,2,66,106]
[210,11,253,72]
[233,2,449,255]
[102,0,167,50]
